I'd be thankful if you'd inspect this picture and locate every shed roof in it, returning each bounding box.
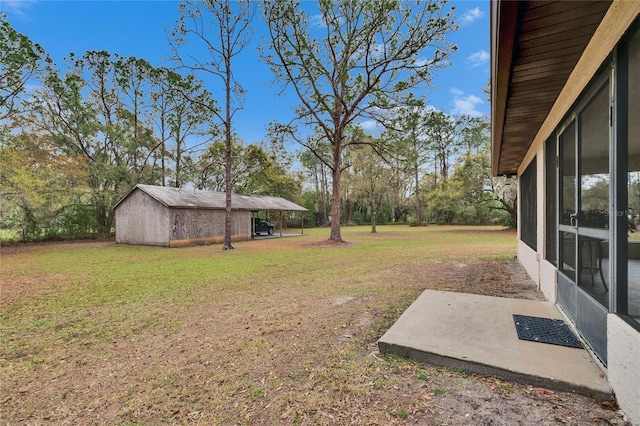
[114,184,308,212]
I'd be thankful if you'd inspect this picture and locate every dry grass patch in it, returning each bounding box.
[0,226,626,425]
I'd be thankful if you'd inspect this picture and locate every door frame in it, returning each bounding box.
[556,67,613,365]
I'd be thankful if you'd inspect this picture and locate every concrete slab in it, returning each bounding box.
[378,290,613,400]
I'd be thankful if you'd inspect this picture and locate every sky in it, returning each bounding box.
[2,0,490,151]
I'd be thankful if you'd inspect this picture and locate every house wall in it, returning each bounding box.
[607,315,640,425]
[115,189,170,246]
[514,3,640,424]
[517,143,557,302]
[516,154,541,288]
[517,241,539,286]
[539,140,557,302]
[539,261,557,304]
[169,208,251,247]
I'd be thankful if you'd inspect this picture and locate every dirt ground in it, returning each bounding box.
[0,240,632,425]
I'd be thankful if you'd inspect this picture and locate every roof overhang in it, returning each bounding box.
[491,0,612,176]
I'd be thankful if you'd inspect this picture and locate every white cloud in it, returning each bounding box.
[450,87,464,96]
[357,43,385,61]
[460,7,484,25]
[309,14,327,28]
[451,92,484,117]
[2,0,37,19]
[467,50,489,68]
[359,120,383,132]
[370,43,385,57]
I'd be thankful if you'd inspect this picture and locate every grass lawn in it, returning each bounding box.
[0,225,621,425]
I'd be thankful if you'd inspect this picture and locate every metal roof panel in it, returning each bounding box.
[114,185,308,212]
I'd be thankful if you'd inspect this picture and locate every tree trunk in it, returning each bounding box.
[329,165,343,241]
[321,164,328,226]
[223,123,233,250]
[414,166,422,225]
[371,210,377,233]
[161,112,166,187]
[223,46,234,250]
[343,191,353,225]
[175,127,182,188]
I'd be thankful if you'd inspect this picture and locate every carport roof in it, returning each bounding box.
[114,184,308,212]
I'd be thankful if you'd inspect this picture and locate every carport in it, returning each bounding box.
[246,194,309,239]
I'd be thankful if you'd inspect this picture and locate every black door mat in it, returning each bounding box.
[513,314,583,349]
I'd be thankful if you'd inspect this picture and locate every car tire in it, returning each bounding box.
[268,228,274,235]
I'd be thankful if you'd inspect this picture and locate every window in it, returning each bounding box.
[520,158,537,250]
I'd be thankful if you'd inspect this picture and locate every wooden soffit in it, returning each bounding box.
[491,0,612,176]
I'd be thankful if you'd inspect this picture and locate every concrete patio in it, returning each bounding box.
[378,290,613,400]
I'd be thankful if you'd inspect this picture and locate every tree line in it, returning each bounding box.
[0,1,516,244]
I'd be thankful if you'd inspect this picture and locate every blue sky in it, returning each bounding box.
[3,0,489,148]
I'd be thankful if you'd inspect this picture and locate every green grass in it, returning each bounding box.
[2,225,516,362]
[1,225,517,424]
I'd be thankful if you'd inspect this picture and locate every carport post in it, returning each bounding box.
[279,211,283,237]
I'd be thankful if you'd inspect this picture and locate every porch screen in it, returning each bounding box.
[521,158,537,250]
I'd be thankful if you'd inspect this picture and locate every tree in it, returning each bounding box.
[0,127,89,240]
[27,51,195,234]
[300,148,330,225]
[424,110,466,182]
[487,172,517,227]
[460,116,489,157]
[196,139,301,202]
[387,152,412,223]
[0,15,48,120]
[171,0,257,250]
[383,99,433,225]
[149,68,216,188]
[262,0,457,242]
[348,146,391,233]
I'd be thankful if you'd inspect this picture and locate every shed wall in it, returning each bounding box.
[115,189,170,246]
[169,208,251,247]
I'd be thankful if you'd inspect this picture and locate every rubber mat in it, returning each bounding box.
[513,314,583,349]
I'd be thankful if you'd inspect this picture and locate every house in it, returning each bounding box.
[491,1,639,423]
[113,184,307,247]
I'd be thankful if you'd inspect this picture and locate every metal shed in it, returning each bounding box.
[113,184,307,247]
